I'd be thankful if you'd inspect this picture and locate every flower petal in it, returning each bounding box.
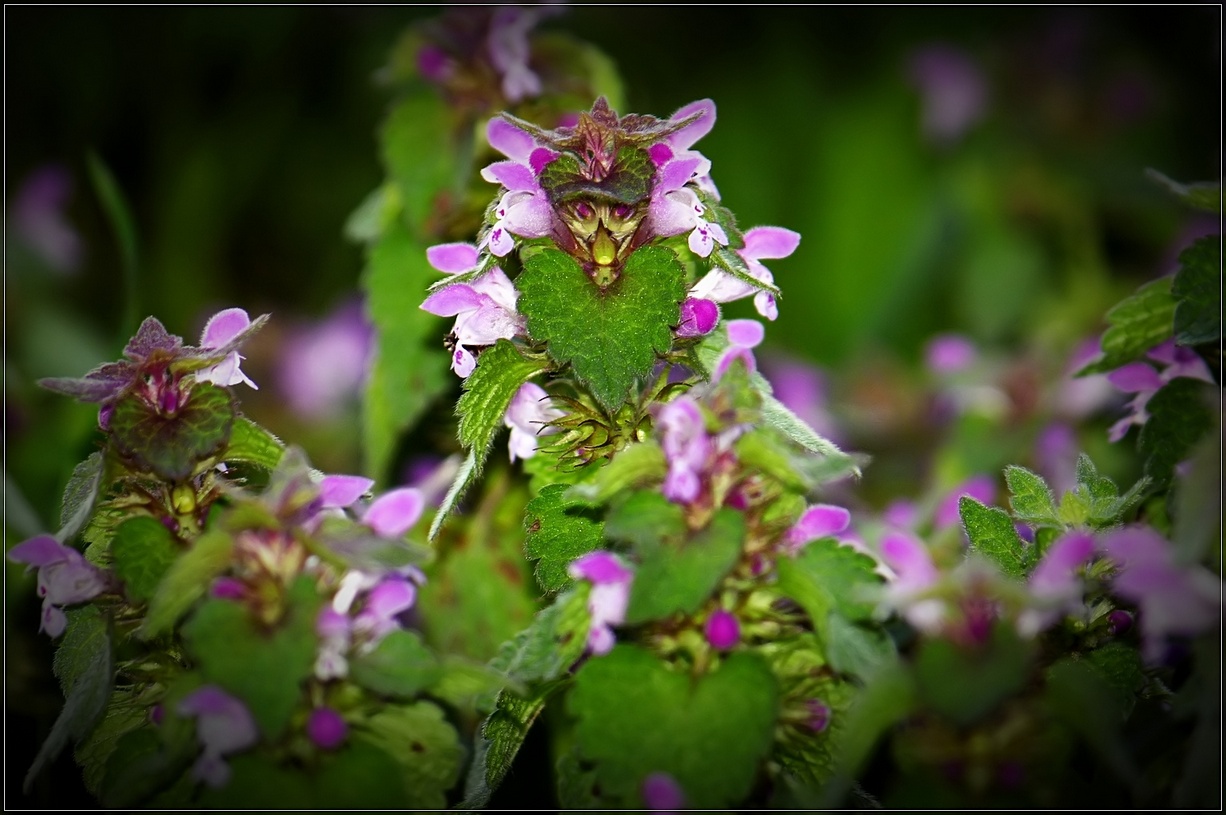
[1107,362,1163,393]
[426,242,479,274]
[363,488,425,538]
[742,226,800,260]
[420,285,484,317]
[668,98,716,150]
[487,117,536,161]
[320,475,375,509]
[201,308,252,349]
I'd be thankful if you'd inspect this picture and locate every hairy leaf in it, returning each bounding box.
[349,630,441,699]
[111,516,181,603]
[140,528,234,639]
[568,645,779,809]
[1004,465,1060,527]
[523,484,604,593]
[1076,278,1176,376]
[958,496,1028,579]
[110,384,235,481]
[517,246,684,410]
[1172,237,1221,346]
[457,339,549,472]
[1139,378,1215,488]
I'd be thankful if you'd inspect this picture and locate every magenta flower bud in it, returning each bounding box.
[149,703,165,726]
[641,772,686,811]
[804,698,832,733]
[705,609,740,650]
[306,707,348,750]
[924,333,977,375]
[676,297,719,337]
[1106,609,1134,636]
[209,577,247,601]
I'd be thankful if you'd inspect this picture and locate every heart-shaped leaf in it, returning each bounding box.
[110,383,235,481]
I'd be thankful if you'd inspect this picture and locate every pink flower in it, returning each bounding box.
[656,397,712,505]
[7,534,108,637]
[306,707,348,751]
[479,119,559,256]
[641,771,687,811]
[420,243,523,377]
[1106,339,1214,442]
[713,319,765,380]
[676,297,720,338]
[505,382,563,461]
[704,609,740,650]
[178,686,259,788]
[689,226,798,320]
[197,308,259,390]
[785,504,852,553]
[907,44,988,146]
[568,551,633,655]
[1102,525,1221,663]
[1016,530,1095,636]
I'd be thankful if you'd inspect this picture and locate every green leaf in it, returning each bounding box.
[181,576,320,740]
[140,528,233,639]
[1004,465,1060,527]
[358,701,463,809]
[517,246,685,410]
[25,606,114,793]
[100,725,196,808]
[428,449,476,541]
[457,339,550,472]
[568,645,779,809]
[109,383,235,481]
[523,484,604,593]
[825,614,897,680]
[429,656,515,709]
[958,496,1027,579]
[1076,278,1176,376]
[762,395,860,479]
[460,681,564,809]
[1145,168,1221,214]
[540,146,653,205]
[75,689,148,797]
[57,451,105,544]
[110,516,181,603]
[914,623,1033,726]
[777,538,884,624]
[349,629,440,699]
[487,587,591,689]
[563,441,666,505]
[223,417,284,470]
[361,218,452,483]
[625,508,744,625]
[1139,378,1215,488]
[818,667,916,809]
[1085,641,1145,716]
[1065,453,1149,527]
[1171,426,1222,564]
[1172,237,1221,346]
[603,490,686,549]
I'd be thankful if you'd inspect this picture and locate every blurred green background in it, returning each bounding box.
[4,6,1219,807]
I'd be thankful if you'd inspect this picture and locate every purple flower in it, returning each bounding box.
[933,474,996,530]
[420,242,524,377]
[480,120,559,256]
[1035,422,1079,496]
[319,474,375,509]
[785,504,852,553]
[656,397,712,505]
[676,297,719,338]
[276,300,373,420]
[690,226,799,321]
[197,308,259,390]
[178,686,259,788]
[705,609,741,650]
[907,44,988,146]
[505,382,563,461]
[352,576,417,643]
[11,164,82,274]
[1106,339,1214,442]
[568,551,633,656]
[641,771,686,811]
[7,534,108,637]
[713,319,765,380]
[1102,525,1221,663]
[306,707,349,751]
[878,530,946,633]
[485,6,558,102]
[804,698,832,733]
[924,333,977,375]
[361,487,426,539]
[1016,530,1095,636]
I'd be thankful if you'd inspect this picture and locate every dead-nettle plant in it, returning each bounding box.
[11,8,1221,810]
